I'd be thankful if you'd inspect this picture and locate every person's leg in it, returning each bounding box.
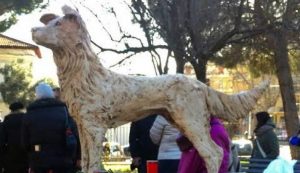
[3,166,27,173]
[138,159,147,173]
[19,166,29,173]
[178,148,205,173]
[30,167,48,173]
[158,159,180,173]
[10,164,29,173]
[51,167,73,173]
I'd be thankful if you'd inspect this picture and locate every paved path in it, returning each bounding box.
[280,144,292,160]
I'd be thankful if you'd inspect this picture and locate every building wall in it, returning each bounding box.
[105,123,131,146]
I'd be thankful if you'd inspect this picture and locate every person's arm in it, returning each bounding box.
[210,122,231,173]
[176,134,194,152]
[1,117,8,147]
[129,121,141,158]
[0,122,3,170]
[149,116,165,145]
[129,121,142,167]
[0,123,3,145]
[69,116,82,169]
[266,131,279,159]
[21,113,30,151]
[210,127,230,151]
[0,121,6,150]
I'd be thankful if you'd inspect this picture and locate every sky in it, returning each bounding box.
[3,0,176,83]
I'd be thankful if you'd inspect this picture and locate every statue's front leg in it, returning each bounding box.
[80,122,107,173]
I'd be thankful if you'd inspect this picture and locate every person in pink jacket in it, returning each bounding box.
[176,116,230,173]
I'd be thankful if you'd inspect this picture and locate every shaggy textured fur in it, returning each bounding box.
[32,6,269,173]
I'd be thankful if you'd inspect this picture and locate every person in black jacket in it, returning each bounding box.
[129,114,159,173]
[251,112,279,159]
[21,83,80,173]
[2,102,28,173]
[0,121,4,173]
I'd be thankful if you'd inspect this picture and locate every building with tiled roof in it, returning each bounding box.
[0,34,41,61]
[0,34,42,116]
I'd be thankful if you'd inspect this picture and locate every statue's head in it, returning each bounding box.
[32,5,89,49]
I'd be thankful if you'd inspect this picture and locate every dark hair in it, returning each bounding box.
[9,102,24,112]
[52,87,60,92]
[255,111,270,130]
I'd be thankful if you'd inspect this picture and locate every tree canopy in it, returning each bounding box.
[0,59,55,106]
[0,0,47,32]
[0,59,32,105]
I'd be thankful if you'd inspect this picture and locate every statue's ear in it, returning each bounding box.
[63,14,81,28]
[62,5,79,15]
[40,13,59,25]
[61,5,83,28]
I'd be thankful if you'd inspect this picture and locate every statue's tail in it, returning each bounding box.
[206,80,270,120]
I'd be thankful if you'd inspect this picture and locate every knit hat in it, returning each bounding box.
[9,102,24,111]
[35,83,55,99]
[255,111,270,123]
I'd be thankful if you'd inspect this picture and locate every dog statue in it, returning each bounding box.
[32,5,269,173]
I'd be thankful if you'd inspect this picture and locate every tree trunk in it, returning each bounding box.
[269,30,300,159]
[192,58,208,82]
[175,56,185,74]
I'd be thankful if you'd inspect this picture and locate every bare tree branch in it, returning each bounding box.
[129,0,170,74]
[163,50,171,74]
[80,2,116,42]
[228,27,268,44]
[208,0,246,55]
[91,40,169,54]
[109,53,135,68]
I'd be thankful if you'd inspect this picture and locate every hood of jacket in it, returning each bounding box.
[27,98,66,111]
[254,119,276,136]
[210,117,222,126]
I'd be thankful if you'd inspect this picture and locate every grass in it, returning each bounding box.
[103,162,138,173]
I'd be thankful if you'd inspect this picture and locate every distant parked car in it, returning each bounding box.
[122,144,131,157]
[102,141,124,160]
[232,137,253,156]
[275,128,288,141]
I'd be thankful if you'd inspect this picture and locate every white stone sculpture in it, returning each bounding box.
[32,6,269,173]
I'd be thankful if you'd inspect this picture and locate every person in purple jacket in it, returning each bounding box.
[176,116,230,173]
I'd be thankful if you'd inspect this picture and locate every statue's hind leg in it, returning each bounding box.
[174,113,223,173]
[187,123,223,173]
[171,101,223,173]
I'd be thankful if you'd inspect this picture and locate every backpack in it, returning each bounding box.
[64,108,77,159]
